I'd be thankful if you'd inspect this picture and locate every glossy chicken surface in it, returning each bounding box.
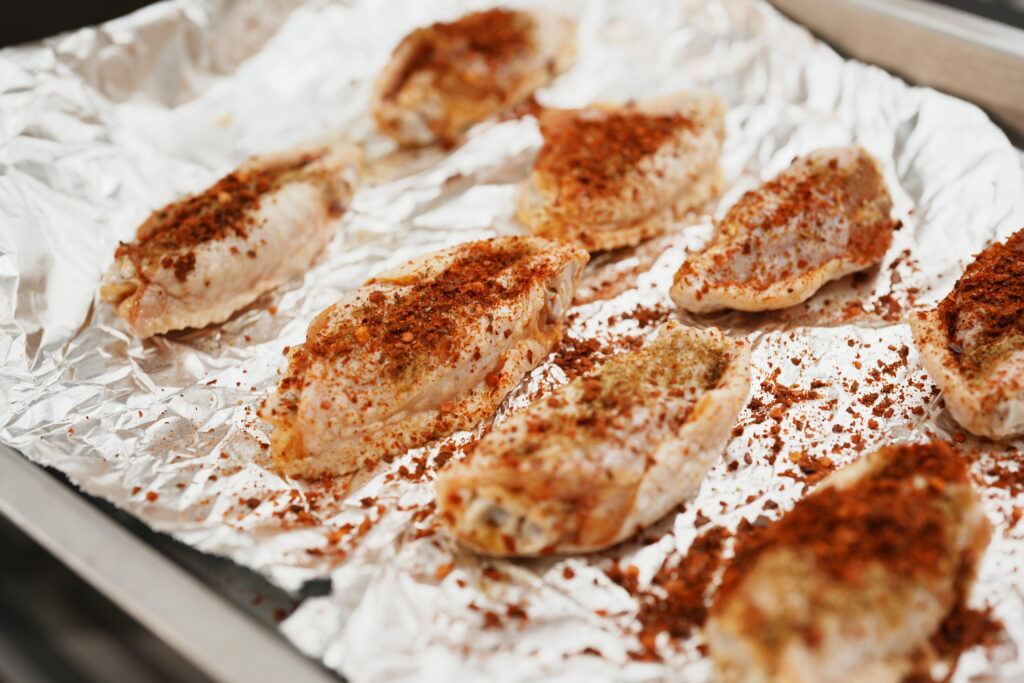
[372,8,575,148]
[436,321,750,555]
[672,146,897,312]
[261,236,588,481]
[706,441,991,683]
[100,144,360,338]
[911,227,1024,438]
[517,91,725,252]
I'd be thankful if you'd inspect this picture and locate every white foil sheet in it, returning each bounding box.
[2,0,1024,680]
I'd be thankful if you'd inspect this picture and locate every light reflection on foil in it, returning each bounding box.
[2,0,1024,680]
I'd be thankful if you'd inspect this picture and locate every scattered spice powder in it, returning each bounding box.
[927,602,1004,674]
[572,264,647,305]
[737,369,823,455]
[506,603,528,622]
[781,451,836,486]
[606,526,729,661]
[550,335,606,381]
[981,458,1024,496]
[608,303,673,329]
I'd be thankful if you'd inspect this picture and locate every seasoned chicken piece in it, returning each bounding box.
[436,321,750,556]
[672,146,897,312]
[100,144,360,338]
[516,92,725,252]
[706,441,991,683]
[911,228,1024,438]
[260,236,588,480]
[372,8,575,148]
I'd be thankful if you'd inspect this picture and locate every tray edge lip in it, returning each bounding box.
[0,445,338,683]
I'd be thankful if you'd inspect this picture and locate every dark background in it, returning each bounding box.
[0,473,217,683]
[0,511,214,683]
[1,0,1024,46]
[0,0,1021,681]
[2,1,159,47]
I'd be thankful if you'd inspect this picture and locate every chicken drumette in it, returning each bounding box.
[373,8,575,148]
[261,236,588,481]
[101,143,360,338]
[517,91,725,252]
[911,227,1024,438]
[672,146,897,312]
[707,441,991,683]
[437,321,750,555]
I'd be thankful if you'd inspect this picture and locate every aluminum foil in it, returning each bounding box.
[2,0,1024,680]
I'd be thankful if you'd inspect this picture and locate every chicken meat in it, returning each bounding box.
[372,8,575,148]
[100,143,361,338]
[516,91,725,252]
[436,321,750,556]
[672,146,897,312]
[260,236,588,481]
[706,441,991,683]
[911,227,1024,438]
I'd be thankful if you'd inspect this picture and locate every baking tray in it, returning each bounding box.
[770,0,1024,143]
[1,1,1022,681]
[0,445,338,683]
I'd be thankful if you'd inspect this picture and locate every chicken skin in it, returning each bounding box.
[911,227,1024,438]
[706,441,991,683]
[672,146,897,312]
[516,91,725,252]
[100,144,360,338]
[436,321,751,556]
[260,236,588,480]
[372,8,575,148]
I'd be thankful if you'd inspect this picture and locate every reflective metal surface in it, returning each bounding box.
[1,0,1023,680]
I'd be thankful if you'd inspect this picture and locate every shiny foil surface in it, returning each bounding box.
[2,0,1024,680]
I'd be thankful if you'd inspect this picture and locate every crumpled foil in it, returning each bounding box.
[2,0,1024,680]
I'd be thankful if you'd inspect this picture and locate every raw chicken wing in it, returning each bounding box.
[517,92,725,251]
[261,236,588,480]
[373,8,575,147]
[437,321,750,555]
[706,441,991,683]
[911,227,1024,438]
[100,144,360,338]
[672,146,896,312]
